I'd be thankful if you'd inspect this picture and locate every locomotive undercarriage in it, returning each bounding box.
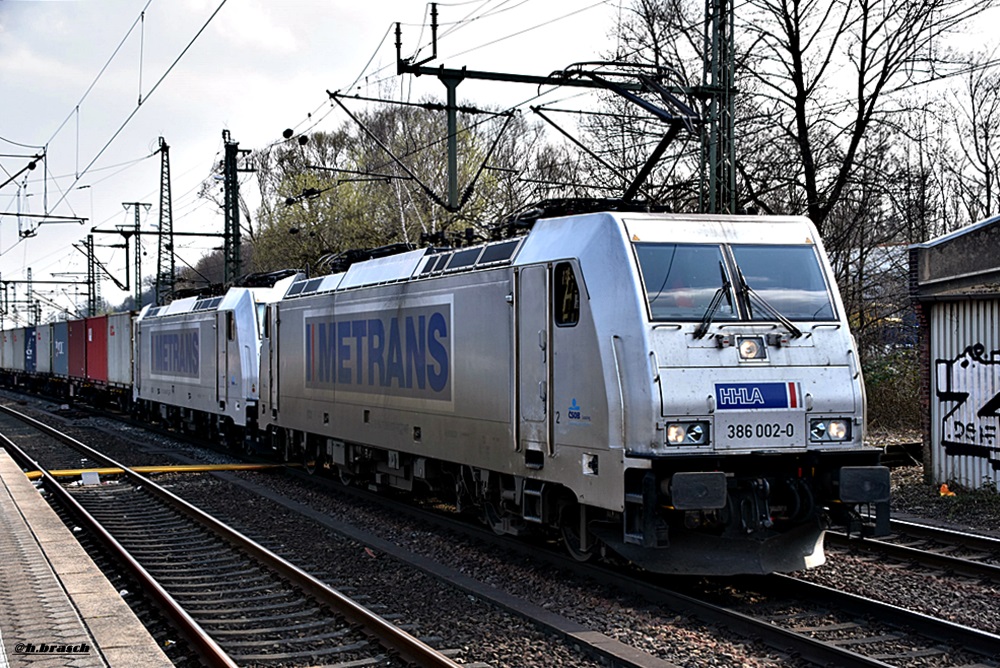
[120,406,890,574]
[269,430,614,561]
[134,399,248,454]
[600,451,891,575]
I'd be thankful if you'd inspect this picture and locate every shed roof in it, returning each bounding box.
[910,215,1000,299]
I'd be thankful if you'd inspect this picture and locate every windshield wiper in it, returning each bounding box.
[734,265,802,338]
[694,262,732,339]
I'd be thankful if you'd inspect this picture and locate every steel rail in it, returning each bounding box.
[887,517,1000,552]
[290,466,1000,667]
[0,404,462,668]
[769,574,1000,658]
[826,530,1000,581]
[281,468,903,668]
[0,430,237,668]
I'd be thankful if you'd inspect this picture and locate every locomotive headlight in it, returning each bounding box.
[737,336,766,361]
[666,421,710,445]
[810,418,851,442]
[667,424,686,444]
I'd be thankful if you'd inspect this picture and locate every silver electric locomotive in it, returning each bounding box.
[133,278,296,447]
[257,209,889,575]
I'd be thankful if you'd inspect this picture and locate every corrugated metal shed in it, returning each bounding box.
[911,215,1000,491]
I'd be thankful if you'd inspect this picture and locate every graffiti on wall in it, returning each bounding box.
[936,343,1000,461]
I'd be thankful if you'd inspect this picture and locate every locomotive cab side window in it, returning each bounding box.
[554,262,580,327]
[255,303,267,338]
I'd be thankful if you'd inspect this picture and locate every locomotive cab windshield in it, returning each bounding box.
[634,241,837,326]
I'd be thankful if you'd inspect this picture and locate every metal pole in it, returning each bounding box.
[156,138,175,305]
[122,202,151,307]
[86,235,97,316]
[444,77,461,211]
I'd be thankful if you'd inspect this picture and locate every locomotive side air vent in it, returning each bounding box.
[418,238,523,278]
[284,237,524,297]
[298,278,325,296]
[445,247,483,270]
[192,297,223,312]
[478,238,521,265]
[421,253,451,274]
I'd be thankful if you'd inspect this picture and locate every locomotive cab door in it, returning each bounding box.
[267,304,279,417]
[517,264,551,468]
[217,311,229,411]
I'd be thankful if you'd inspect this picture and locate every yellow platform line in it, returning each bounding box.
[24,463,292,480]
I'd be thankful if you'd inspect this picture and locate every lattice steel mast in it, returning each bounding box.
[155,137,175,305]
[222,130,251,285]
[701,0,737,214]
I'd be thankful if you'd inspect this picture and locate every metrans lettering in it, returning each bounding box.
[151,329,200,378]
[305,306,451,400]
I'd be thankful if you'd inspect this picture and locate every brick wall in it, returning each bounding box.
[908,246,933,483]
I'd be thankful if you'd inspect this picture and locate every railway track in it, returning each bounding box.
[0,404,461,668]
[6,393,997,667]
[878,441,923,467]
[827,518,1000,581]
[747,574,1000,664]
[265,464,1000,668]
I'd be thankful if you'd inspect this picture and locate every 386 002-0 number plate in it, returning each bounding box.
[717,414,801,447]
[714,381,804,448]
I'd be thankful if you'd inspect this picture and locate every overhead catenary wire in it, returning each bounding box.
[298,0,612,145]
[43,0,156,149]
[252,0,620,221]
[12,0,625,317]
[0,136,46,150]
[49,0,231,212]
[4,0,228,305]
[302,2,640,204]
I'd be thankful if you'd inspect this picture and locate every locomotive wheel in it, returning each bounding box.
[560,503,595,562]
[336,465,355,486]
[302,443,321,475]
[483,503,508,536]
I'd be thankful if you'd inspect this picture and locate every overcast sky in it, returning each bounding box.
[0,0,619,322]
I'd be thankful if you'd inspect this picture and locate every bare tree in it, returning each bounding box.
[244,96,579,275]
[740,0,994,236]
[948,51,1000,221]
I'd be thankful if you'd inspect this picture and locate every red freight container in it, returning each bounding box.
[68,319,87,379]
[86,315,109,383]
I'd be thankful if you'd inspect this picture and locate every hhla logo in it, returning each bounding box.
[718,386,765,406]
